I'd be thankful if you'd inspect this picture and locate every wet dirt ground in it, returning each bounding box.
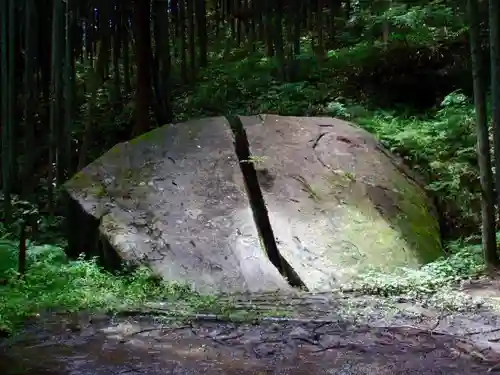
[0,313,497,374]
[3,290,500,374]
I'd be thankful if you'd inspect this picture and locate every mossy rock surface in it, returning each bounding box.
[64,117,291,294]
[240,115,442,288]
[64,114,442,294]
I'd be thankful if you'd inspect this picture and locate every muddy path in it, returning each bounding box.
[3,290,500,374]
[0,313,496,374]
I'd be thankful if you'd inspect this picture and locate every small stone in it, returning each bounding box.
[289,326,310,340]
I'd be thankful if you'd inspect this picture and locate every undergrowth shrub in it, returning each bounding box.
[0,225,489,334]
[0,239,217,333]
[354,91,480,234]
[355,234,485,298]
[177,27,470,119]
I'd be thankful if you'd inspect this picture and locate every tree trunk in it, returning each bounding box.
[469,0,499,267]
[132,0,153,136]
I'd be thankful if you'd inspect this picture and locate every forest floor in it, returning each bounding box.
[4,284,500,374]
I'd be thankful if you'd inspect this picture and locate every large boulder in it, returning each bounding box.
[240,115,442,288]
[64,115,442,294]
[64,117,291,294]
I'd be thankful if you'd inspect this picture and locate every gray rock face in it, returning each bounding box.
[64,117,290,294]
[64,115,442,294]
[240,115,442,289]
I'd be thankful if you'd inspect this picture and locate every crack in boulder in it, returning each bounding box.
[63,115,442,294]
[311,132,330,169]
[226,115,307,291]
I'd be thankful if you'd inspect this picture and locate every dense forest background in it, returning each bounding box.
[0,0,499,332]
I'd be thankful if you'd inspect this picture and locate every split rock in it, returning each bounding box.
[240,114,442,290]
[64,117,291,294]
[64,115,442,294]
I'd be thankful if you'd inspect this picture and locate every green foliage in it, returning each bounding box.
[0,229,488,335]
[0,195,66,245]
[332,0,465,47]
[375,2,465,43]
[355,91,479,226]
[354,236,485,298]
[0,240,220,333]
[179,27,469,119]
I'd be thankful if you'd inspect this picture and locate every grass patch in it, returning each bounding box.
[351,235,485,300]
[0,231,488,335]
[0,240,225,334]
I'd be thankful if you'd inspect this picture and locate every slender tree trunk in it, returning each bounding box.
[23,0,38,196]
[132,0,153,136]
[195,0,208,67]
[186,0,196,80]
[491,0,500,212]
[1,0,12,223]
[469,0,499,267]
[122,10,131,93]
[178,0,188,82]
[112,1,122,102]
[63,0,74,178]
[50,0,65,191]
[274,0,285,80]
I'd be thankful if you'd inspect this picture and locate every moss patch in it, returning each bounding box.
[388,173,442,263]
[319,167,441,279]
[326,204,419,281]
[65,169,107,198]
[128,125,169,145]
